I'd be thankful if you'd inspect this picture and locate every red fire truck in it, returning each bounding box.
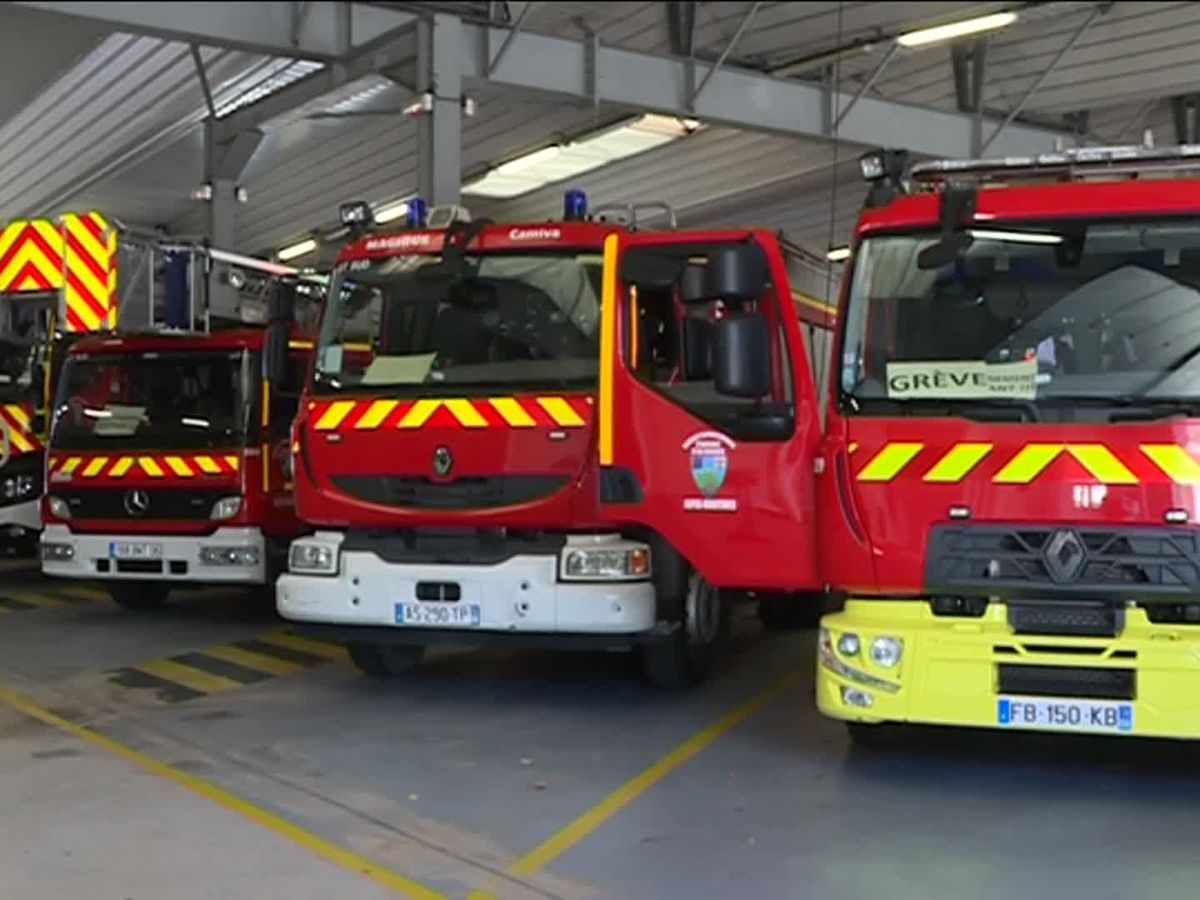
[278,196,833,686]
[817,144,1200,740]
[40,279,314,609]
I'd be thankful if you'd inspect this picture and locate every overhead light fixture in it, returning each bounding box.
[969,228,1062,245]
[464,114,704,199]
[896,11,1017,48]
[191,184,213,201]
[827,246,851,262]
[374,199,411,224]
[278,238,318,261]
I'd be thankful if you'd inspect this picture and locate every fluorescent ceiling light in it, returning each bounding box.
[278,238,318,261]
[214,59,325,119]
[374,200,411,224]
[896,11,1017,48]
[826,246,851,262]
[464,115,703,199]
[969,228,1062,245]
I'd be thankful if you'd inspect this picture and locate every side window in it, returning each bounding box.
[624,244,794,440]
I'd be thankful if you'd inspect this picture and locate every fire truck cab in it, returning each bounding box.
[278,196,832,686]
[818,144,1200,741]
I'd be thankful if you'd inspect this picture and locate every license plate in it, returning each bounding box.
[395,601,481,628]
[998,696,1133,734]
[108,541,163,560]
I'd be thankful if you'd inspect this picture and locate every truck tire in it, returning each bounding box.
[347,642,425,677]
[641,569,725,689]
[759,592,825,631]
[108,582,170,610]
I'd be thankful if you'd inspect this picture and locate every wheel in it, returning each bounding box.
[759,592,825,631]
[347,642,425,677]
[108,582,170,610]
[641,569,725,689]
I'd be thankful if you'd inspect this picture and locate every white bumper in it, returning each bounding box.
[278,533,657,635]
[40,523,267,584]
[0,499,40,534]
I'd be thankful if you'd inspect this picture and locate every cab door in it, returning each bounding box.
[597,231,822,591]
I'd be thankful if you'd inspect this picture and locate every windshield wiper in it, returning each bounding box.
[843,395,1038,422]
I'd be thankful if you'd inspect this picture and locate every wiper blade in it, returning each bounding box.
[844,395,1037,422]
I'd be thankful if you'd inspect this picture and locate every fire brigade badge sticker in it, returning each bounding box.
[682,431,737,512]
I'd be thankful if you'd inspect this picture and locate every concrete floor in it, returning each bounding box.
[2,562,1200,898]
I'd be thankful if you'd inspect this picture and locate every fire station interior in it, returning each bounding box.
[4,3,1200,899]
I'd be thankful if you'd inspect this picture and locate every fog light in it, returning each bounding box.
[870,636,903,668]
[48,495,70,519]
[841,686,874,708]
[837,632,861,656]
[560,541,651,581]
[210,496,242,520]
[289,541,336,575]
[200,546,259,566]
[41,542,74,561]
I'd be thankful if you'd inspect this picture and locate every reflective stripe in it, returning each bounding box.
[165,456,193,477]
[138,457,164,477]
[109,457,134,477]
[489,397,536,427]
[194,455,221,475]
[992,444,1063,484]
[354,400,397,430]
[313,400,356,431]
[1141,444,1200,484]
[59,457,81,475]
[81,457,108,478]
[598,234,618,465]
[224,456,240,471]
[538,396,585,428]
[857,443,923,482]
[398,399,440,429]
[922,443,992,483]
[443,398,487,428]
[1066,444,1137,484]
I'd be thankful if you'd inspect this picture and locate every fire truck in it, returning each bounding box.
[277,195,833,686]
[39,246,317,610]
[817,144,1200,741]
[0,211,120,550]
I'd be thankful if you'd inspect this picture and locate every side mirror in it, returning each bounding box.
[619,252,686,290]
[713,312,770,398]
[705,243,767,303]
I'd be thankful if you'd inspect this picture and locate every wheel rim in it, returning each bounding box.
[685,573,720,645]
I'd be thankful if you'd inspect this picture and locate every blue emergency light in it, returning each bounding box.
[407,197,428,228]
[563,189,588,221]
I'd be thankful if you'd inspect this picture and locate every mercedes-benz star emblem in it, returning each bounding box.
[1044,529,1086,582]
[124,489,150,517]
[433,446,453,478]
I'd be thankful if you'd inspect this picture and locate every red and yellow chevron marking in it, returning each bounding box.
[0,218,63,293]
[855,440,1200,485]
[48,452,240,481]
[0,404,41,455]
[62,212,116,332]
[0,212,116,333]
[310,395,592,432]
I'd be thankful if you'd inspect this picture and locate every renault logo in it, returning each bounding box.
[1044,529,1086,582]
[432,446,453,478]
[123,489,150,516]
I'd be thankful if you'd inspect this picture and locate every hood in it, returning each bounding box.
[298,391,596,528]
[844,416,1200,593]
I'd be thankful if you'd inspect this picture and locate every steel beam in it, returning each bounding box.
[458,23,1073,158]
[12,2,416,59]
[416,15,463,206]
[692,1,762,106]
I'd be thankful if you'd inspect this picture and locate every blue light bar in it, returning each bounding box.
[563,189,588,221]
[407,197,428,228]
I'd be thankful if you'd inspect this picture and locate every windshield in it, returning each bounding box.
[841,219,1200,410]
[51,350,256,450]
[315,252,602,393]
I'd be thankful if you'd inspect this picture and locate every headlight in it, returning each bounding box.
[210,496,242,520]
[48,495,70,519]
[3,474,36,501]
[870,636,903,668]
[200,546,260,566]
[289,541,337,575]
[560,544,650,581]
[42,542,74,561]
[837,632,861,656]
[819,627,900,693]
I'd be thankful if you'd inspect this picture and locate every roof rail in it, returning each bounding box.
[910,143,1200,185]
[591,202,677,228]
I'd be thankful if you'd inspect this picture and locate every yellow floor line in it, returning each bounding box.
[261,631,347,662]
[59,585,107,602]
[0,684,444,899]
[133,658,245,695]
[202,644,304,677]
[11,591,64,608]
[508,670,805,876]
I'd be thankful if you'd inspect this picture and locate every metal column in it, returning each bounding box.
[416,14,463,207]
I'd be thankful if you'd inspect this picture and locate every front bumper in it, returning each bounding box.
[40,523,267,584]
[0,498,40,534]
[277,533,657,646]
[818,599,1200,740]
